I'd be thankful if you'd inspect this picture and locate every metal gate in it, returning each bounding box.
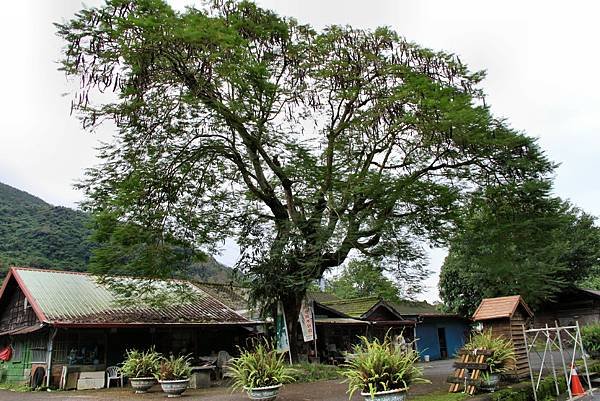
[522,322,593,401]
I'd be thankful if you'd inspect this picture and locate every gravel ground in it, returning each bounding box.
[0,360,453,401]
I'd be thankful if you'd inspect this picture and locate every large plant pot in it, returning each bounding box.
[479,374,500,392]
[159,379,190,398]
[130,377,157,393]
[245,383,283,401]
[361,387,408,401]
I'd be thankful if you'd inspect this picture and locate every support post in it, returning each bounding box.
[576,321,593,395]
[546,324,560,396]
[523,324,537,401]
[45,328,57,388]
[555,322,573,400]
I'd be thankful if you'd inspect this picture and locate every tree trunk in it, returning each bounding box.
[281,292,303,363]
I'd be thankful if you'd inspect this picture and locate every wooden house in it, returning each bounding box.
[0,267,261,388]
[534,287,600,327]
[472,295,534,380]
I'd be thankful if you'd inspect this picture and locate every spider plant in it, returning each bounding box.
[120,347,162,378]
[157,354,192,381]
[464,330,516,373]
[228,340,295,391]
[342,335,429,399]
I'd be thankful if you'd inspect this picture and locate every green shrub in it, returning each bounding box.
[342,335,429,399]
[581,324,600,354]
[228,340,295,391]
[157,355,192,380]
[465,330,516,373]
[490,376,566,401]
[120,347,162,378]
[289,363,342,382]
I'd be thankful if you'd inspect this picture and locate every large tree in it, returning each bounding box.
[326,258,430,302]
[57,0,552,358]
[439,180,600,317]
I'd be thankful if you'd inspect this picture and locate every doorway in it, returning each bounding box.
[437,327,448,359]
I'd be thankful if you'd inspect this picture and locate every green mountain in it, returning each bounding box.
[0,182,232,281]
[0,182,92,272]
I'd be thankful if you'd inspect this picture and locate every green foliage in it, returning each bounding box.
[157,354,192,380]
[440,181,600,317]
[228,340,295,390]
[119,348,162,378]
[581,324,600,354]
[0,182,92,274]
[58,0,554,357]
[289,363,342,383]
[327,259,430,302]
[464,330,516,373]
[490,377,566,401]
[342,335,429,398]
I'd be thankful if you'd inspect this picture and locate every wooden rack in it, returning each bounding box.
[448,349,492,395]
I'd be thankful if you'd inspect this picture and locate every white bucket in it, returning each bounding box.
[424,355,430,362]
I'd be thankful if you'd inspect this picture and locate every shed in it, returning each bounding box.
[472,295,534,379]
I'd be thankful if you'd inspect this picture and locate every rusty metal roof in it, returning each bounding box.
[7,267,252,326]
[472,295,534,321]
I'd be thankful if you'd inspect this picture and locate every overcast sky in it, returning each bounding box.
[1,1,599,302]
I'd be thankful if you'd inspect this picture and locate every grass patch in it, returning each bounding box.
[290,363,343,383]
[409,391,469,401]
[0,383,30,392]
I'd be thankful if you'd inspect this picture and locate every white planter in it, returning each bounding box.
[159,379,190,398]
[245,383,283,401]
[129,377,157,393]
[361,387,408,401]
[479,374,500,392]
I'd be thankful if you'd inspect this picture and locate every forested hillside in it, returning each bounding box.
[0,182,232,281]
[0,182,91,273]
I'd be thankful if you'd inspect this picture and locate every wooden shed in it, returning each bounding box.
[472,295,534,380]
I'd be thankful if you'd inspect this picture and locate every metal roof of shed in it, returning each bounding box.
[1,267,253,327]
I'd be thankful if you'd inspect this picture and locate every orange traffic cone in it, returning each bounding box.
[571,365,586,396]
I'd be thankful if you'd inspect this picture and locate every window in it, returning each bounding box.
[12,341,22,362]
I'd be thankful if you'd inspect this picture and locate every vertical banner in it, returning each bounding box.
[299,298,317,342]
[275,301,290,353]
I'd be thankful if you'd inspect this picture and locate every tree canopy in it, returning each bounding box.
[326,259,429,302]
[57,0,553,357]
[439,180,600,317]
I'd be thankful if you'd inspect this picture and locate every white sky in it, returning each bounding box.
[1,1,599,302]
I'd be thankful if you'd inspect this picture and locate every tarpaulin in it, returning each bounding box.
[0,346,13,361]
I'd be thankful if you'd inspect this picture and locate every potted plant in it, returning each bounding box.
[120,347,162,393]
[342,335,429,401]
[156,354,192,398]
[581,323,600,359]
[465,330,516,391]
[229,340,294,401]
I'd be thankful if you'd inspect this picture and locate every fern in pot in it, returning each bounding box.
[229,340,294,401]
[465,330,516,392]
[156,355,192,398]
[342,335,429,401]
[120,347,162,393]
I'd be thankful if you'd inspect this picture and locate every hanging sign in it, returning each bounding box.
[275,301,290,353]
[299,298,317,342]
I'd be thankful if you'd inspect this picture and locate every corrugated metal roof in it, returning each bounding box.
[10,268,251,326]
[390,300,441,316]
[322,296,380,318]
[307,291,340,304]
[472,295,533,321]
[194,282,251,317]
[315,317,369,325]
